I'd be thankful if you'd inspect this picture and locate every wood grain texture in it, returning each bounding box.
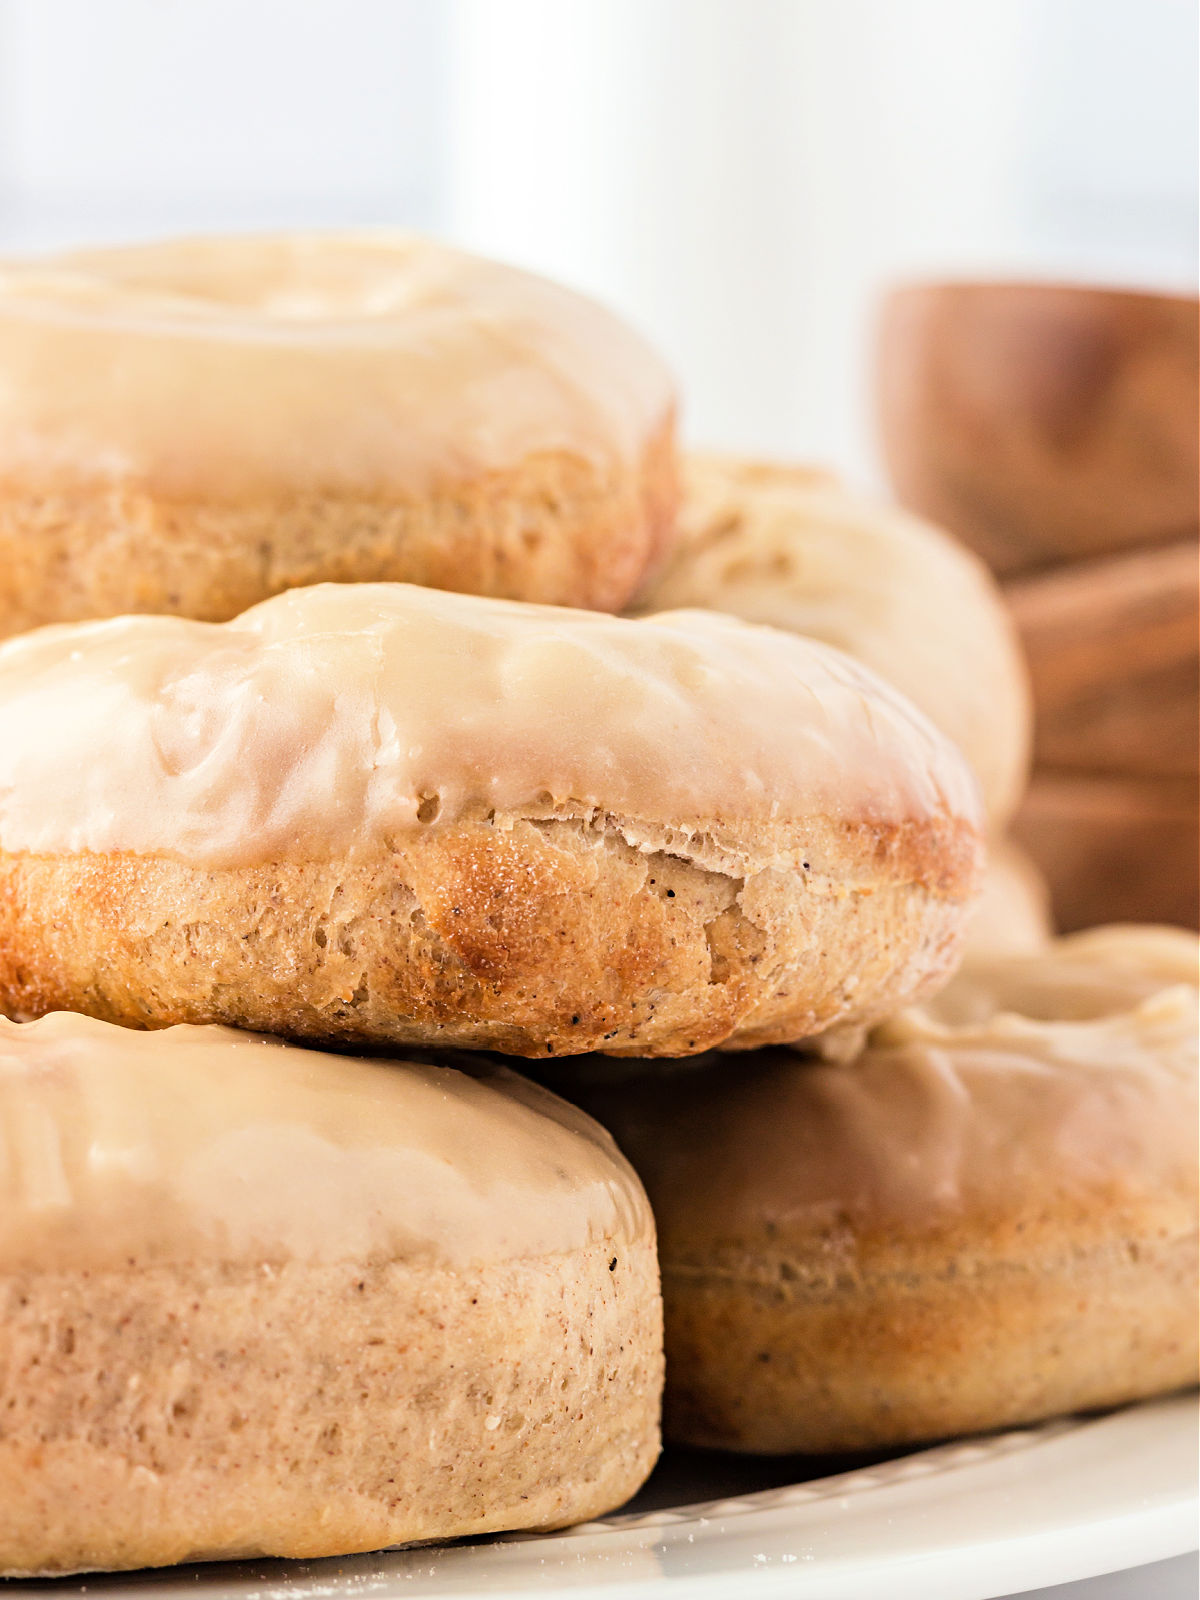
[878,282,1198,577]
[1013,770,1199,931]
[1005,540,1199,778]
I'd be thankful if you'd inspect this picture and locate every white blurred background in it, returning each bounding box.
[0,0,1194,477]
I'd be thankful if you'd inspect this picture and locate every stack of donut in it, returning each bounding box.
[0,235,1193,1577]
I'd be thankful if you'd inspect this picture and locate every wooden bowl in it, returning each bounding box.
[1005,539,1199,778]
[877,282,1199,577]
[1013,771,1199,931]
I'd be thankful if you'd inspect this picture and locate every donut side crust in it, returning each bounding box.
[0,1234,662,1576]
[0,809,981,1057]
[0,422,677,637]
[658,1224,1199,1453]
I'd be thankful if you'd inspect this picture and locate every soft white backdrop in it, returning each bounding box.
[448,0,1198,475]
[0,0,1194,479]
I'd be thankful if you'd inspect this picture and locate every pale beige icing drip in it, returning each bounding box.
[0,582,982,868]
[0,1012,651,1271]
[0,232,675,495]
[591,927,1197,1238]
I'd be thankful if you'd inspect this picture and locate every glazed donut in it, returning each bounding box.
[0,1012,661,1575]
[0,232,677,636]
[933,921,1200,1026]
[572,925,1198,1453]
[962,839,1053,960]
[632,454,1031,827]
[0,582,983,1058]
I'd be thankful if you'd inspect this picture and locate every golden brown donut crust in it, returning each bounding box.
[0,1238,662,1575]
[0,808,979,1058]
[567,933,1199,1449]
[0,424,678,635]
[658,1217,1196,1455]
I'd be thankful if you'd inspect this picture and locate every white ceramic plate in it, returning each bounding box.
[16,1396,1197,1600]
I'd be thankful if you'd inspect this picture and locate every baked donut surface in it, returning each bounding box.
[632,454,1031,827]
[962,839,1053,960]
[0,232,677,633]
[933,921,1199,1025]
[0,582,984,1057]
[0,1012,662,1575]
[572,925,1198,1453]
